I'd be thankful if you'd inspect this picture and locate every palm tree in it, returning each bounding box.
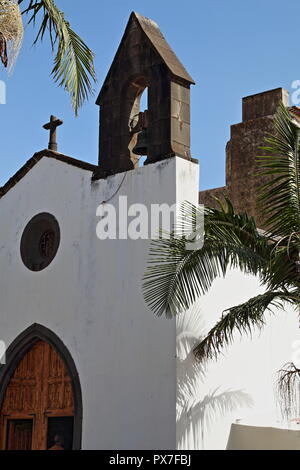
[143,103,300,417]
[0,0,96,114]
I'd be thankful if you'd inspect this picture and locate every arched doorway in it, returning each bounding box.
[0,325,82,450]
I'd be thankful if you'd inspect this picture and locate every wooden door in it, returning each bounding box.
[0,340,74,450]
[6,419,33,450]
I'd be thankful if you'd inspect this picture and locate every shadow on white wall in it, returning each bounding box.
[176,306,254,449]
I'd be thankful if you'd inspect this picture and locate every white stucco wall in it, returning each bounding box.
[0,155,198,450]
[1,152,298,450]
[176,264,300,450]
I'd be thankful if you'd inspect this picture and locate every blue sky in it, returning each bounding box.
[1,0,300,189]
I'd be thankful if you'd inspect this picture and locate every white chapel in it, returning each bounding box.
[0,12,299,450]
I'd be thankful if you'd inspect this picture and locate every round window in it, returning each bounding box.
[20,213,60,271]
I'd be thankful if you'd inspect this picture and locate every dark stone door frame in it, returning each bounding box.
[0,323,83,450]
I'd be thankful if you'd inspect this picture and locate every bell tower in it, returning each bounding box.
[94,12,195,179]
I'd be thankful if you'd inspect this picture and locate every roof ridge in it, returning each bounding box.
[0,150,98,200]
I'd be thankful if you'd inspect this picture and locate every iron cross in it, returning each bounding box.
[43,115,63,151]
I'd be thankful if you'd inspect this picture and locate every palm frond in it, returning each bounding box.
[277,362,300,421]
[193,290,293,361]
[19,0,96,114]
[143,200,270,318]
[257,103,300,236]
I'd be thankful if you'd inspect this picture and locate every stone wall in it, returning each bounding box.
[199,88,292,227]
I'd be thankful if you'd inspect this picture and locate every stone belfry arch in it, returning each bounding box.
[94,11,195,179]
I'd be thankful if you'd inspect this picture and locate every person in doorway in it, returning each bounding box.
[48,434,64,450]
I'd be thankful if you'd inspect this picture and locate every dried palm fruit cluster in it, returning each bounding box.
[0,0,23,73]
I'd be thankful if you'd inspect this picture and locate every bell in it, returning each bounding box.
[132,129,148,156]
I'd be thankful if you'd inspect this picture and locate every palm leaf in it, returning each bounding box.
[18,0,96,114]
[177,388,253,449]
[257,103,300,237]
[193,290,294,361]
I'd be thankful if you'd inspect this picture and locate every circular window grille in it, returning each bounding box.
[20,213,60,271]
